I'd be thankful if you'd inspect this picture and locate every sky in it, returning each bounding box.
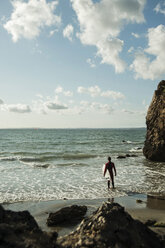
[0,0,165,128]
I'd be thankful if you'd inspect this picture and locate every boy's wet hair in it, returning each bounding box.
[108,156,111,161]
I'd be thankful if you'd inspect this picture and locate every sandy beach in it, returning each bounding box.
[2,193,165,239]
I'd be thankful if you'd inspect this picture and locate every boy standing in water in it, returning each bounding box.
[104,156,117,189]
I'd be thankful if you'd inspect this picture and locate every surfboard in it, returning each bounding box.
[102,164,109,177]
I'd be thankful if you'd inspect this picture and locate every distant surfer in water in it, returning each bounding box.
[103,156,117,189]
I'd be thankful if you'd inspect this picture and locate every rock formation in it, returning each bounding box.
[47,205,87,226]
[0,205,59,248]
[143,80,165,162]
[0,202,164,248]
[57,202,163,248]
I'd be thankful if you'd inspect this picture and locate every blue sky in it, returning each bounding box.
[0,0,165,128]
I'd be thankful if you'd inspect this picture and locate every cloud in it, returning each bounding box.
[49,29,58,37]
[55,86,63,93]
[131,32,140,38]
[55,86,73,96]
[154,2,165,15]
[63,24,74,41]
[79,101,114,115]
[96,38,126,73]
[101,91,125,100]
[122,109,135,114]
[86,58,96,68]
[71,0,146,72]
[77,85,101,97]
[130,24,165,80]
[128,46,134,53]
[91,102,114,114]
[33,92,70,114]
[77,85,125,99]
[45,101,68,110]
[0,99,4,105]
[122,108,146,115]
[7,104,31,113]
[4,0,61,42]
[63,91,73,97]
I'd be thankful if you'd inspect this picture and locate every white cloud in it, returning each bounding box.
[45,101,68,110]
[128,46,134,53]
[49,29,58,37]
[101,91,125,100]
[131,24,165,80]
[4,0,61,42]
[33,92,70,114]
[32,98,47,114]
[122,109,135,114]
[79,101,114,115]
[63,91,73,97]
[71,0,146,72]
[154,2,165,15]
[77,86,87,94]
[96,38,126,73]
[92,102,114,114]
[86,58,96,68]
[77,85,125,99]
[55,86,73,96]
[7,104,31,113]
[80,101,90,107]
[36,94,43,99]
[63,24,74,41]
[131,32,140,38]
[55,86,63,93]
[77,85,101,97]
[122,108,146,116]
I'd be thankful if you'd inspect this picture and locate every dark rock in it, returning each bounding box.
[0,205,59,248]
[154,222,165,228]
[58,202,163,248]
[145,219,157,226]
[47,205,87,226]
[1,208,39,231]
[117,155,126,159]
[126,154,131,157]
[143,80,165,162]
[130,154,138,157]
[126,154,138,157]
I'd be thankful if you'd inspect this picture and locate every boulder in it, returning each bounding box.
[47,205,87,226]
[58,202,163,248]
[0,205,59,248]
[117,155,126,159]
[143,80,165,162]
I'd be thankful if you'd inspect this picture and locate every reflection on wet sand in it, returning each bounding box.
[147,194,165,210]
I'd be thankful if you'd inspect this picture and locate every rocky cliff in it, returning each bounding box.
[143,80,165,162]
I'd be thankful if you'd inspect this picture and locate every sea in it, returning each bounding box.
[0,128,165,204]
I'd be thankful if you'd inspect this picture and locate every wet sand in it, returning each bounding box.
[2,193,165,237]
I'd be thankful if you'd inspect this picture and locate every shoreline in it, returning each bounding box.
[2,193,165,237]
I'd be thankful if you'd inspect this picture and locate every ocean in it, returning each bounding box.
[0,128,165,203]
